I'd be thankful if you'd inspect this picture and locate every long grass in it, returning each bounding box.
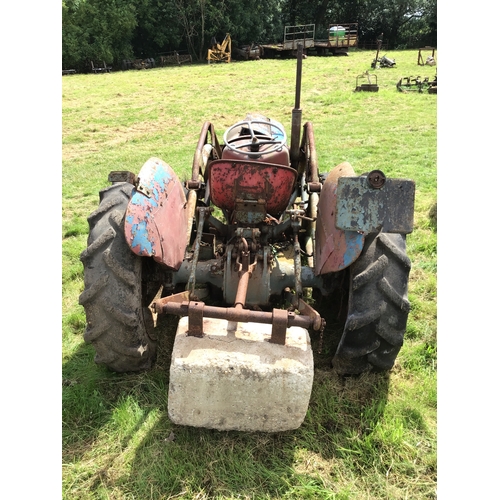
[63,49,437,499]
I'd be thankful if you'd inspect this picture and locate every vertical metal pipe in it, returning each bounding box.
[305,192,318,268]
[292,228,303,305]
[294,45,303,110]
[187,207,207,296]
[234,271,250,310]
[290,44,303,171]
[234,238,250,309]
[185,189,197,246]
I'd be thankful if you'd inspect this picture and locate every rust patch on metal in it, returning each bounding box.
[207,160,297,217]
[336,176,415,233]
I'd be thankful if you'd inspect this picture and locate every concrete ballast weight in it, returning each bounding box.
[168,316,314,432]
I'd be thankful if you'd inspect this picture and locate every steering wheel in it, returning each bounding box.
[223,119,287,154]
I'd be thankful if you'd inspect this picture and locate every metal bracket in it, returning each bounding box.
[307,181,322,193]
[148,285,164,327]
[136,180,152,198]
[270,308,289,345]
[187,301,204,337]
[297,298,323,331]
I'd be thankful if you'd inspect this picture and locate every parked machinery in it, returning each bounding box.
[207,34,231,63]
[397,75,437,93]
[371,34,396,68]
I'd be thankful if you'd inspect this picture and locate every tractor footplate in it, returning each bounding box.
[167,316,314,432]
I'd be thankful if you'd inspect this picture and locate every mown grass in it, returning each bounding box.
[63,49,437,499]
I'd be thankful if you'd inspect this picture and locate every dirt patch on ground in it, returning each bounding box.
[107,118,182,146]
[63,118,183,161]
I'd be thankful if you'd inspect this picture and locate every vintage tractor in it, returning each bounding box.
[79,46,415,432]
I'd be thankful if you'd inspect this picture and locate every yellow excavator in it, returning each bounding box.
[207,33,231,63]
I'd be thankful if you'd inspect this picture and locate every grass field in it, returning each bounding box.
[62,49,437,499]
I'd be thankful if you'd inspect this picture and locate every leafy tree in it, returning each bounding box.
[130,0,184,58]
[62,0,136,71]
[397,0,437,47]
[62,0,83,70]
[355,0,437,48]
[206,0,283,48]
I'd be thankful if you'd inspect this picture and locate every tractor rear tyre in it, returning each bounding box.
[79,182,157,372]
[332,232,411,375]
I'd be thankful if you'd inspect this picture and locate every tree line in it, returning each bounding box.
[62,0,437,72]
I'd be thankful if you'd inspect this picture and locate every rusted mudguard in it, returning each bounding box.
[315,162,365,275]
[124,157,188,270]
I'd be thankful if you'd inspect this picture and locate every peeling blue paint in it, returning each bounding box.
[130,190,158,209]
[336,177,415,233]
[125,159,176,256]
[152,162,173,189]
[129,220,154,255]
[343,231,364,267]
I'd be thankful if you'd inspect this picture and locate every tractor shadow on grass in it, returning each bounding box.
[122,367,391,498]
[124,311,391,498]
[63,306,392,498]
[61,314,178,471]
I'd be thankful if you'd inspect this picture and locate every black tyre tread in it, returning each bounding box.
[332,232,410,375]
[79,182,157,372]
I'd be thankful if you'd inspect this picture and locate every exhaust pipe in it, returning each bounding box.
[290,44,303,171]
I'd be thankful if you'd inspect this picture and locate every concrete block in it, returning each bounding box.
[168,316,314,432]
